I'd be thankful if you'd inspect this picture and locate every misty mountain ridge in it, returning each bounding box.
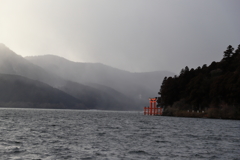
[0,44,139,110]
[0,43,67,87]
[26,55,174,102]
[0,43,174,110]
[25,54,173,76]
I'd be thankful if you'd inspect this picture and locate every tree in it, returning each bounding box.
[223,45,234,60]
[185,66,189,72]
[233,44,240,57]
[180,68,185,75]
[157,44,240,119]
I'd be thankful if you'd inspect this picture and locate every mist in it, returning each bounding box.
[0,43,174,110]
[0,0,240,110]
[0,0,239,73]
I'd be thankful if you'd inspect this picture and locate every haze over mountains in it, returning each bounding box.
[0,43,174,110]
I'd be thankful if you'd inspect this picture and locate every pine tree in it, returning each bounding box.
[223,45,234,60]
[233,44,240,57]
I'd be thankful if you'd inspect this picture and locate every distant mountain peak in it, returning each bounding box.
[26,54,131,73]
[25,54,73,64]
[0,43,22,58]
[0,43,7,47]
[0,43,11,53]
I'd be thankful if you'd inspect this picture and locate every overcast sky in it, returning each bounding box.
[0,0,239,73]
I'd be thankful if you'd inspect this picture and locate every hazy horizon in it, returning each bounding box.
[0,0,240,73]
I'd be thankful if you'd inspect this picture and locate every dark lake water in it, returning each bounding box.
[0,108,239,160]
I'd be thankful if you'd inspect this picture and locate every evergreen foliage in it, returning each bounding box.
[158,45,240,119]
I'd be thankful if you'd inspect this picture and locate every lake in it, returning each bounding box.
[0,108,239,160]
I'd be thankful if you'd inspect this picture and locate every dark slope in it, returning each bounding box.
[0,74,84,109]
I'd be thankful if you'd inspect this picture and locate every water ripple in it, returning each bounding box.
[0,108,239,160]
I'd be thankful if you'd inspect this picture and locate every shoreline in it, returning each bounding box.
[161,108,240,120]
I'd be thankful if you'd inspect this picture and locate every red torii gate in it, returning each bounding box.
[144,97,163,115]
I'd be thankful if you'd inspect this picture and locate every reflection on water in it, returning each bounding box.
[0,108,239,160]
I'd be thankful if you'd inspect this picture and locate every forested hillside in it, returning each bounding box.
[0,74,84,109]
[158,45,240,119]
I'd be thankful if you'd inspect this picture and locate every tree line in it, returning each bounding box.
[158,44,240,119]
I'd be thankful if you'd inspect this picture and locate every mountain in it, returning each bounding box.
[0,43,67,87]
[0,44,138,110]
[0,74,84,109]
[26,55,174,106]
[59,81,136,110]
